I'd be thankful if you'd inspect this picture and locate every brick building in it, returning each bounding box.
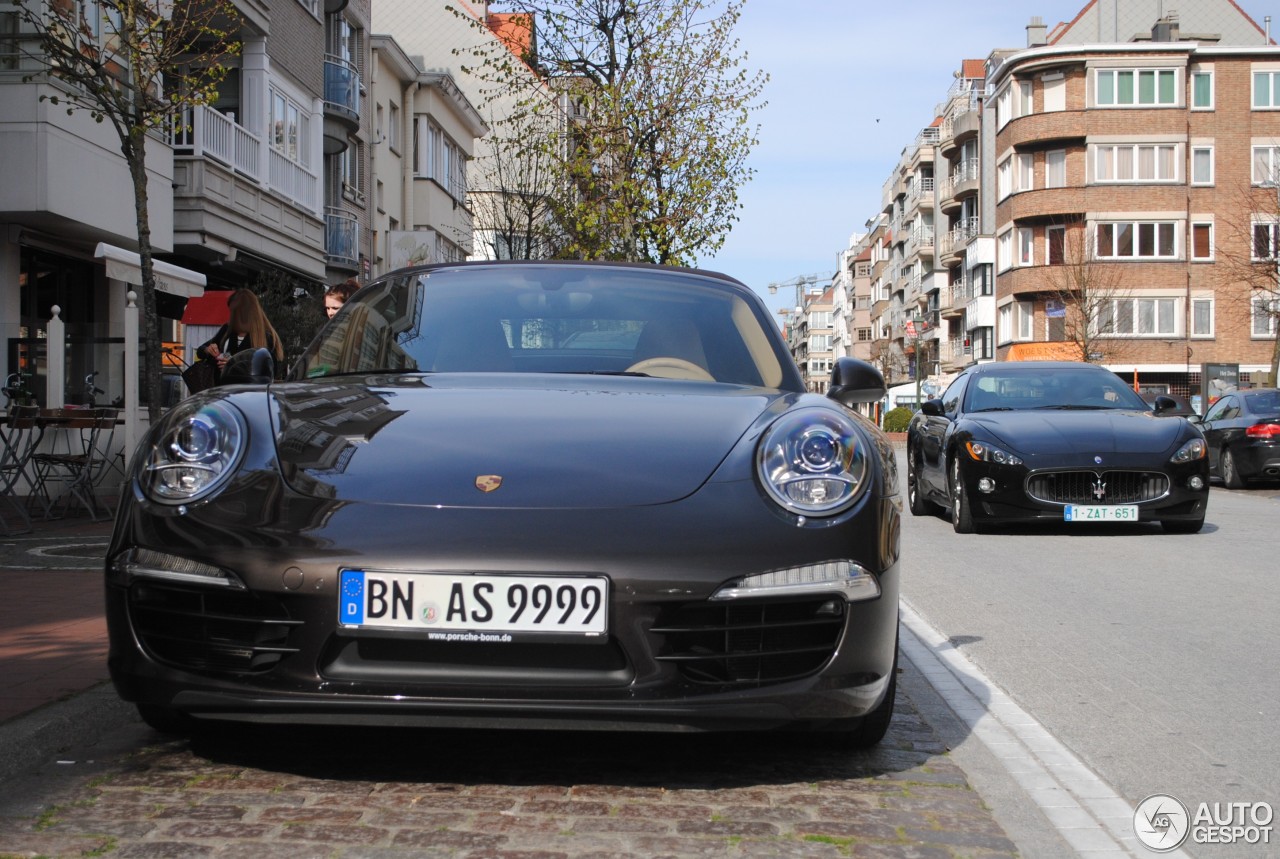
[989,2,1279,398]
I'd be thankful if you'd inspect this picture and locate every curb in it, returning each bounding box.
[0,682,135,785]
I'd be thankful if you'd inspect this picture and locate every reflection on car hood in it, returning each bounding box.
[271,375,780,508]
[971,409,1188,457]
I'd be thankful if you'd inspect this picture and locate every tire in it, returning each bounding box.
[1162,517,1205,534]
[136,703,195,735]
[950,457,975,534]
[1222,448,1246,489]
[907,452,931,516]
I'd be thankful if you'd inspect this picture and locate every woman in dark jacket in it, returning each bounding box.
[198,289,284,374]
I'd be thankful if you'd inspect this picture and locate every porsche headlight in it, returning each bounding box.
[1171,437,1207,464]
[965,440,1022,466]
[139,399,246,505]
[757,409,868,516]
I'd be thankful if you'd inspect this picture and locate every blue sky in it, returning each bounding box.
[704,0,1272,319]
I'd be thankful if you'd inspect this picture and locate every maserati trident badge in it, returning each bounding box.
[1092,477,1107,501]
[476,475,503,493]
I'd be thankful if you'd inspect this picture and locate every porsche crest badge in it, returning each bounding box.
[475,475,503,493]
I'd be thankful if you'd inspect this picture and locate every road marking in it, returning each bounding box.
[900,600,1191,858]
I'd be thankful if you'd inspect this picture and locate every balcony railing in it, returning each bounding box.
[324,54,361,122]
[171,104,321,216]
[950,157,980,186]
[325,206,359,268]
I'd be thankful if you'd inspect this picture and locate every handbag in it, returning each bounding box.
[181,358,220,394]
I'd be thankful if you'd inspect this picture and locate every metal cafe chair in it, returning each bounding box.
[30,407,119,521]
[0,405,43,534]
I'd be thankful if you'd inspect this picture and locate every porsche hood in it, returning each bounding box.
[270,376,782,508]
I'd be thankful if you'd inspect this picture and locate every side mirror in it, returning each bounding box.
[1152,395,1178,415]
[827,358,886,407]
[920,398,944,417]
[221,347,276,385]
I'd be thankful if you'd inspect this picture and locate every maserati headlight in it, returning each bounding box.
[965,440,1022,466]
[1171,437,1207,464]
[757,409,868,516]
[139,399,247,505]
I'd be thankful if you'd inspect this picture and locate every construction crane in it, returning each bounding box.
[766,272,834,315]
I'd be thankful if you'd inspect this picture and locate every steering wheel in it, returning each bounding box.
[624,356,715,381]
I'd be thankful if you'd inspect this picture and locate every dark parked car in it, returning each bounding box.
[1140,391,1196,417]
[1199,388,1280,487]
[107,261,901,746]
[906,361,1209,534]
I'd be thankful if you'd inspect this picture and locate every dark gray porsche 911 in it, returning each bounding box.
[107,261,901,746]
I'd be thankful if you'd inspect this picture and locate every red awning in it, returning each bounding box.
[181,290,233,325]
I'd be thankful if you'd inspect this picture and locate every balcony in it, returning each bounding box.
[942,337,972,369]
[940,216,980,266]
[938,93,981,158]
[323,54,361,154]
[325,206,360,269]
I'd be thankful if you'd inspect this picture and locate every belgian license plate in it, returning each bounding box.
[338,570,608,637]
[1063,505,1138,522]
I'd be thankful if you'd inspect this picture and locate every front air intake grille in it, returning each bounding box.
[648,597,844,686]
[1026,470,1169,505]
[128,582,303,675]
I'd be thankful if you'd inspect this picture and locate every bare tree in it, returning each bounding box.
[11,0,241,420]
[468,110,567,260]
[1039,220,1136,365]
[455,0,766,266]
[1212,179,1280,386]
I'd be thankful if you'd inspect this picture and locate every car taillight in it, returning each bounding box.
[1246,422,1280,439]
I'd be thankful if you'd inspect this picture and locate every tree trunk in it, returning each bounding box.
[125,128,163,424]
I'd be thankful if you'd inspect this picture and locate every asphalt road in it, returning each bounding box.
[898,461,1280,856]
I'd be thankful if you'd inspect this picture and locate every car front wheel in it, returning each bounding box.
[1222,448,1246,489]
[907,453,931,516]
[950,457,975,534]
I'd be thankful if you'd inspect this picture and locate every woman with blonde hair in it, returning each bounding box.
[197,289,284,378]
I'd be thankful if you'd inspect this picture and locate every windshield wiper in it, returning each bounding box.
[1034,404,1111,410]
[970,406,1014,412]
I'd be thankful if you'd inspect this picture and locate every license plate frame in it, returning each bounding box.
[1063,504,1139,522]
[338,569,609,638]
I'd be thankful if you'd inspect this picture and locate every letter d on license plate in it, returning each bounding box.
[339,569,608,636]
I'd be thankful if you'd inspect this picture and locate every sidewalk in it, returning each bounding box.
[0,513,115,725]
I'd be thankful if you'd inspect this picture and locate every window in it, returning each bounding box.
[1043,74,1066,112]
[972,264,993,296]
[1096,68,1177,106]
[1098,298,1178,336]
[1191,223,1214,260]
[1254,70,1280,108]
[1046,150,1066,188]
[1095,221,1177,259]
[996,86,1011,128]
[414,118,468,201]
[972,327,993,360]
[1191,146,1214,185]
[1191,71,1213,109]
[269,87,310,166]
[1047,226,1066,265]
[1252,296,1278,336]
[997,157,1012,199]
[1017,154,1034,192]
[1018,227,1034,266]
[1252,145,1280,185]
[388,102,401,151]
[1018,80,1033,117]
[856,328,872,342]
[1192,298,1214,337]
[998,230,1013,271]
[1015,301,1034,339]
[1094,144,1178,182]
[1252,221,1279,260]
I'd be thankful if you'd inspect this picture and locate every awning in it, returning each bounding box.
[181,290,233,325]
[1005,341,1084,361]
[94,242,206,298]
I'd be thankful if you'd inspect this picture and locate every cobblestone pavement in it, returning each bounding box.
[0,662,1019,859]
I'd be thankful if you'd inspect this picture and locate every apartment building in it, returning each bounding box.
[989,3,1280,397]
[368,35,488,277]
[0,0,498,421]
[830,236,875,367]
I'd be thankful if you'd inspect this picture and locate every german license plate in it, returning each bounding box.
[1063,505,1138,522]
[338,570,608,637]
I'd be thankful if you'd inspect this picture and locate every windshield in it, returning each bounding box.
[291,264,793,389]
[965,366,1149,411]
